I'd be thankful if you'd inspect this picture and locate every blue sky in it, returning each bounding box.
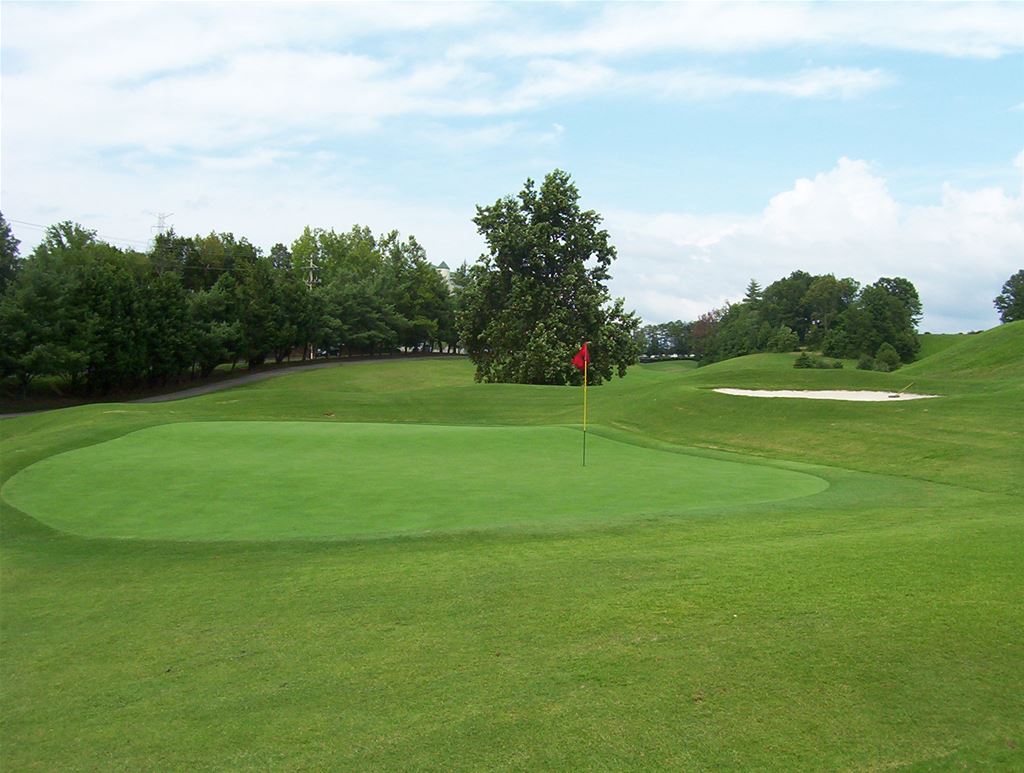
[2,1,1022,332]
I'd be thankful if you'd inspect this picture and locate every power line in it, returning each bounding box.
[147,211,174,240]
[8,218,152,248]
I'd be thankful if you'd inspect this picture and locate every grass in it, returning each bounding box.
[0,352,431,414]
[2,322,1022,770]
[916,331,978,360]
[3,422,826,540]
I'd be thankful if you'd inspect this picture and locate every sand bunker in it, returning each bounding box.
[713,388,938,402]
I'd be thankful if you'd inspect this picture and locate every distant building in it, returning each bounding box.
[434,261,454,290]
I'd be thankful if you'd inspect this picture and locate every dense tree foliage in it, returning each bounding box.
[638,269,924,368]
[637,320,696,357]
[457,170,641,385]
[0,212,21,296]
[0,217,457,395]
[994,269,1024,323]
[830,277,921,362]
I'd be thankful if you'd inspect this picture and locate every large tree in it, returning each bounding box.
[830,276,922,362]
[1,222,138,392]
[0,211,21,295]
[803,274,859,346]
[761,270,815,343]
[457,170,640,384]
[994,269,1024,323]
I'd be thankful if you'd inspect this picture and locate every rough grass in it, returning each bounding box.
[2,323,1022,770]
[916,331,978,360]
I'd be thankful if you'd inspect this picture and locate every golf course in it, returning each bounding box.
[2,322,1022,769]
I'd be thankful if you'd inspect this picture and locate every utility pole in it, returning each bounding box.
[305,255,318,360]
[147,211,174,249]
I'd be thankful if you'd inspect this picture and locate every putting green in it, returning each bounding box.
[3,421,828,540]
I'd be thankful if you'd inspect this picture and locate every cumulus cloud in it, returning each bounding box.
[606,156,1024,332]
[0,3,901,168]
[455,2,1024,60]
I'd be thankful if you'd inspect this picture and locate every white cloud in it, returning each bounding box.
[606,155,1024,332]
[4,143,486,262]
[7,2,497,82]
[455,2,1024,60]
[0,3,902,170]
[648,67,892,101]
[2,1,1019,338]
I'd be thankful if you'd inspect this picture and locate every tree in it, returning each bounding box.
[761,270,814,343]
[190,276,243,376]
[317,276,399,357]
[821,328,852,359]
[138,272,192,385]
[23,222,141,392]
[190,284,241,380]
[293,225,380,288]
[237,258,279,368]
[271,268,309,362]
[457,170,640,384]
[0,211,21,296]
[874,276,922,325]
[875,342,901,372]
[994,269,1024,323]
[803,274,858,346]
[380,232,450,351]
[187,232,259,291]
[32,221,98,259]
[0,258,81,392]
[269,242,293,272]
[769,324,799,353]
[691,308,724,361]
[639,324,669,356]
[704,303,760,362]
[71,254,143,392]
[743,279,763,306]
[845,277,921,362]
[151,230,200,284]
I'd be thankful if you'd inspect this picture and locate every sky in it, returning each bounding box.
[2,1,1022,333]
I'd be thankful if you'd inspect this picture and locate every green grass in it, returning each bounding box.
[904,320,1024,380]
[2,324,1022,770]
[916,331,977,360]
[3,422,826,540]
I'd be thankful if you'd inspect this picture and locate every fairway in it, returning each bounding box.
[3,421,827,540]
[3,326,1022,771]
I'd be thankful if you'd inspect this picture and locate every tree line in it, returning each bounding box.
[7,181,1013,394]
[639,270,924,370]
[0,168,644,396]
[0,213,457,395]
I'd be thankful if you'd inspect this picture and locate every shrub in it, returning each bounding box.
[821,329,852,358]
[857,354,875,370]
[875,342,901,372]
[794,353,844,370]
[770,324,800,353]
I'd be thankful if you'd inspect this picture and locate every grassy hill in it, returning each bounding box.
[601,325,1023,494]
[1,325,1022,770]
[905,320,1024,380]
[916,330,979,360]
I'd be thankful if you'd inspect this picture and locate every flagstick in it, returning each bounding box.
[582,357,588,467]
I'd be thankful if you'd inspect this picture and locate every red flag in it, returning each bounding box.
[572,342,589,371]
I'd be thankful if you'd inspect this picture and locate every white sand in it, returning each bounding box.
[713,388,938,402]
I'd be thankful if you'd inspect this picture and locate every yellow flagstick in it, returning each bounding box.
[582,345,589,468]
